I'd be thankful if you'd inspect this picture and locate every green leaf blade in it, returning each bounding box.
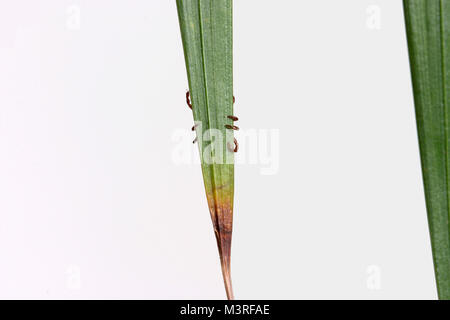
[176,0,235,299]
[404,0,450,299]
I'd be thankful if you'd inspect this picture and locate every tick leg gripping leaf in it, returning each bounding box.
[403,0,450,299]
[176,0,236,299]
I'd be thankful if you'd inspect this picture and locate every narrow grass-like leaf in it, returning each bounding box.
[404,0,450,299]
[176,0,235,299]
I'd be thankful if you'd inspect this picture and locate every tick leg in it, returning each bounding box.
[186,91,193,110]
[227,138,239,153]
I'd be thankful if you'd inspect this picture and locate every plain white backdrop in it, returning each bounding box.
[0,0,436,299]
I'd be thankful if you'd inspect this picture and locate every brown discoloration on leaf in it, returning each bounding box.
[207,198,234,300]
[214,183,230,191]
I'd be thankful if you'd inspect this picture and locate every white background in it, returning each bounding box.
[0,0,436,299]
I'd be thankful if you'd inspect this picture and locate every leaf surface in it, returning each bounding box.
[404,0,450,299]
[176,0,235,299]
